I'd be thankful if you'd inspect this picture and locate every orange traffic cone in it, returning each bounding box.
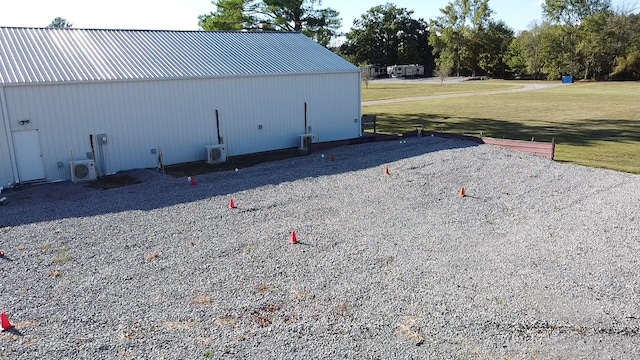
[459,187,466,197]
[1,312,14,331]
[290,230,298,244]
[384,166,390,175]
[229,198,237,209]
[189,176,197,186]
[330,153,335,161]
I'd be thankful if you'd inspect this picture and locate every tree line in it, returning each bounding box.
[200,0,640,80]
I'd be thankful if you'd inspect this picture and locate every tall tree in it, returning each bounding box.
[199,0,340,46]
[506,23,547,79]
[505,35,528,78]
[507,4,640,80]
[340,4,434,72]
[578,11,615,79]
[198,0,254,30]
[539,23,577,79]
[609,12,640,58]
[429,0,495,76]
[612,50,640,79]
[538,0,612,79]
[610,12,640,79]
[478,20,514,77]
[542,0,611,25]
[47,17,72,28]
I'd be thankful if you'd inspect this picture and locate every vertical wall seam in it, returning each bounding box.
[0,86,20,184]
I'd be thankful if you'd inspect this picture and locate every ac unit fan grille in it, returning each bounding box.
[210,148,222,161]
[74,164,90,179]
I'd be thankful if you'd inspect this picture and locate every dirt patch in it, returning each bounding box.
[88,174,143,190]
[163,148,302,177]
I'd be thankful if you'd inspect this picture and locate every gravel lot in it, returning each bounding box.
[1,136,639,359]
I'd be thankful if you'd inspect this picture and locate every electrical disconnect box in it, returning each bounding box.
[97,134,108,145]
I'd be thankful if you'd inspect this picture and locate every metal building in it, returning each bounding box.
[0,27,361,186]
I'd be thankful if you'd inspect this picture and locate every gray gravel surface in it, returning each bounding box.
[1,136,639,359]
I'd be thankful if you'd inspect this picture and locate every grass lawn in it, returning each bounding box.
[361,80,520,102]
[362,81,640,174]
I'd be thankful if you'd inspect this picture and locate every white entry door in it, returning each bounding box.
[13,130,46,182]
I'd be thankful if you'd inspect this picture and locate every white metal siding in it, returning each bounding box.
[0,87,17,187]
[0,136,12,187]
[2,72,360,182]
[214,73,361,156]
[0,124,12,186]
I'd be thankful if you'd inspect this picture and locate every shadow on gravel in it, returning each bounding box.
[0,136,479,227]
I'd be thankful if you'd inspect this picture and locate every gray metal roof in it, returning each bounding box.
[0,27,358,85]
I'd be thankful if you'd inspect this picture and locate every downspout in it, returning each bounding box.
[0,87,20,184]
[304,102,308,134]
[215,109,222,144]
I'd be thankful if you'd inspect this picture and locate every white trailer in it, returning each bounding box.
[387,64,425,78]
[362,66,388,78]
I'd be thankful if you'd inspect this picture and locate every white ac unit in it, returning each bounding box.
[70,160,97,183]
[205,144,227,164]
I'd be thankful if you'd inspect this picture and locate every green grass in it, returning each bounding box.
[362,81,640,174]
[361,80,521,102]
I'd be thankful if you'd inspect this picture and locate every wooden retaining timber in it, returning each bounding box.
[421,131,484,144]
[480,137,555,160]
[417,131,555,159]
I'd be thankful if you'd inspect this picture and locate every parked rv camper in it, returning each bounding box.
[362,66,388,79]
[387,64,425,78]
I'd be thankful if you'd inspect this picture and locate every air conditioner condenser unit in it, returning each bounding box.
[205,144,227,164]
[70,160,97,183]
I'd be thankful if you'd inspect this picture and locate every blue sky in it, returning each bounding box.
[0,0,631,35]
